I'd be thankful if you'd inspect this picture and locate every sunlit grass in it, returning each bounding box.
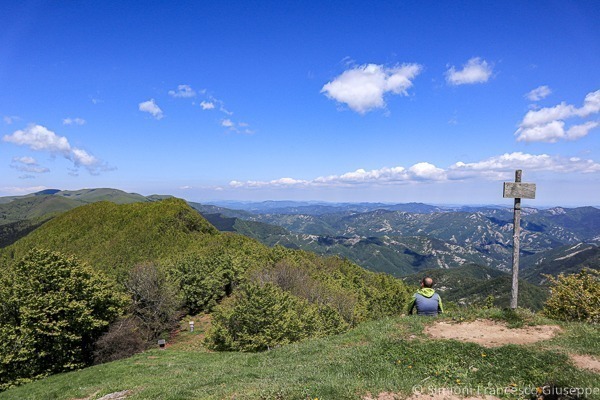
[2,311,598,400]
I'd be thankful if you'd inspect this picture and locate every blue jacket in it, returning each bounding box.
[407,288,443,316]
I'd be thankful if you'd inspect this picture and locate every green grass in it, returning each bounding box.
[2,311,598,400]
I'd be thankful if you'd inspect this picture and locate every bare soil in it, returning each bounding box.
[363,392,502,400]
[569,354,600,373]
[423,319,562,347]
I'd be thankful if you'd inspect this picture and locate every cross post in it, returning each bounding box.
[503,170,536,309]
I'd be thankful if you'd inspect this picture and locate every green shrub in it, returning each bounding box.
[169,253,238,314]
[206,282,347,352]
[543,269,600,323]
[0,249,127,390]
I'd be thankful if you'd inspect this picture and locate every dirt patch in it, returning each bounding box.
[363,392,501,400]
[570,354,600,373]
[424,319,561,347]
[72,390,133,400]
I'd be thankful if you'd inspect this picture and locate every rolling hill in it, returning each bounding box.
[1,198,218,278]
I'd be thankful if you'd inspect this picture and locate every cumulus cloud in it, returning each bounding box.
[3,124,108,174]
[3,124,71,153]
[228,152,600,189]
[449,152,600,180]
[169,84,196,98]
[515,90,600,142]
[63,117,86,125]
[138,99,164,120]
[200,101,215,110]
[71,148,99,167]
[321,63,422,114]
[446,57,493,86]
[10,156,49,174]
[526,85,552,101]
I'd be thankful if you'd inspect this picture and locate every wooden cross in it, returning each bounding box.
[503,170,536,309]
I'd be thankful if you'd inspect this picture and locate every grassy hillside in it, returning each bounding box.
[53,188,150,204]
[1,198,218,278]
[0,195,80,224]
[1,310,598,400]
[0,189,154,250]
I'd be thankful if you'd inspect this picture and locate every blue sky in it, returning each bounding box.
[1,1,599,206]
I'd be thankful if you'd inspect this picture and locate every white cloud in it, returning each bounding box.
[515,89,600,142]
[219,104,233,115]
[3,124,107,174]
[10,156,49,174]
[228,152,600,189]
[63,117,86,125]
[446,57,493,86]
[138,99,164,120]
[566,121,600,140]
[169,84,196,98]
[200,101,215,110]
[449,152,600,179]
[526,85,552,101]
[3,115,20,124]
[321,63,422,114]
[13,156,36,165]
[408,162,447,180]
[3,124,71,153]
[221,119,235,128]
[71,148,98,166]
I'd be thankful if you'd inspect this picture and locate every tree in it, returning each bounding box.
[0,249,127,390]
[125,263,182,342]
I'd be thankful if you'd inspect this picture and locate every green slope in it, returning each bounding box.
[1,312,598,400]
[1,198,218,278]
[0,195,81,225]
[0,189,155,249]
[54,188,149,204]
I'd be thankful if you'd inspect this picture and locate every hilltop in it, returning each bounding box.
[2,198,217,278]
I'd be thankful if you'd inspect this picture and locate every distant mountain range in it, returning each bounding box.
[1,188,598,310]
[192,201,600,279]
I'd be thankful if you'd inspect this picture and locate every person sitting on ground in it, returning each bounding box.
[407,277,443,316]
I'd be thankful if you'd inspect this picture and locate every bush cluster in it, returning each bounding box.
[207,282,347,351]
[543,269,600,323]
[205,247,412,351]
